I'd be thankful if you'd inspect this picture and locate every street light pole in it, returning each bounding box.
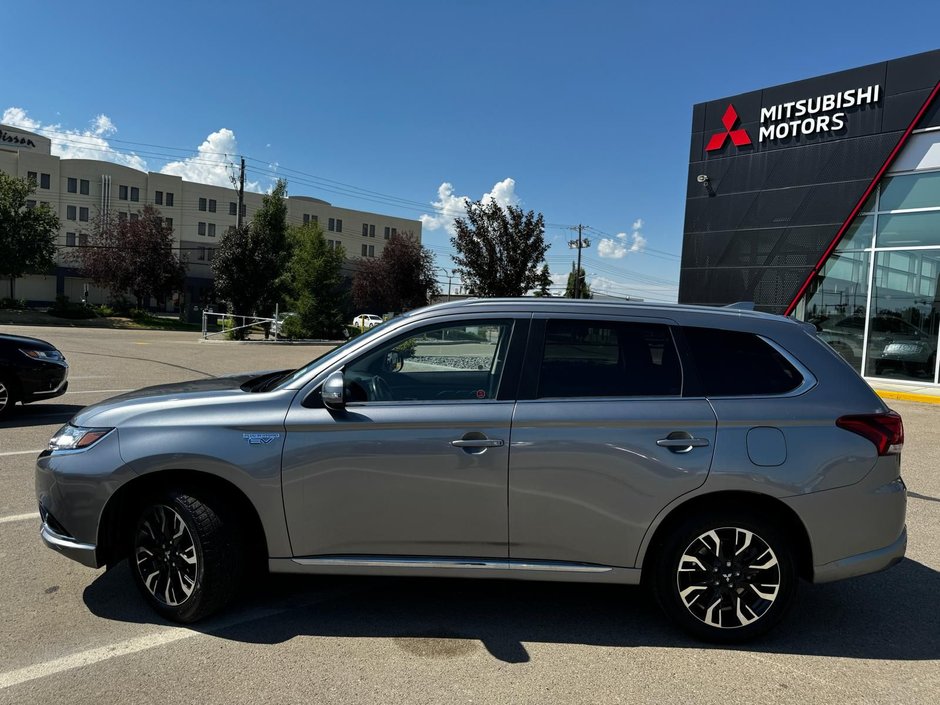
[437,267,454,299]
[568,225,591,298]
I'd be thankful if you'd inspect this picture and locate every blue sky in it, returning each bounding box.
[4,0,939,301]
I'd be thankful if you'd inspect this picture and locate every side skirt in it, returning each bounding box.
[269,555,642,585]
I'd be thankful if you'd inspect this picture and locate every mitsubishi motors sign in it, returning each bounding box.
[705,83,883,153]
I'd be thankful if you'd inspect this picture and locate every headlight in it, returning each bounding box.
[49,425,113,451]
[20,348,65,362]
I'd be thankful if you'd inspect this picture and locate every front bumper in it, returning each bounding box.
[39,520,99,568]
[813,526,907,583]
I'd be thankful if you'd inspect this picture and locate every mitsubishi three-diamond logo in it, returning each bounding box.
[706,104,752,152]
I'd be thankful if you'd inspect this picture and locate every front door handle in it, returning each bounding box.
[451,438,504,448]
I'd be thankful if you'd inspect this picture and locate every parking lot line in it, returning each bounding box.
[0,450,43,457]
[0,512,39,524]
[0,602,313,690]
[65,389,135,395]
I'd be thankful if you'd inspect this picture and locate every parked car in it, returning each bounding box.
[816,314,936,376]
[352,313,383,329]
[270,312,298,338]
[0,334,69,418]
[37,299,906,642]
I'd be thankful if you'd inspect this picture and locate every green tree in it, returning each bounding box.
[565,263,592,299]
[0,172,60,299]
[450,199,549,297]
[352,232,439,313]
[533,264,553,297]
[211,179,291,337]
[76,205,186,308]
[285,222,346,338]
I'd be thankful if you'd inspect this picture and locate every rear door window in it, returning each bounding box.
[538,320,682,398]
[682,327,803,396]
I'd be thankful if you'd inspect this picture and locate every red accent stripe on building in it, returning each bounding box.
[784,80,940,316]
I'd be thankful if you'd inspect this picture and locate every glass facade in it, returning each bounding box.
[801,167,940,384]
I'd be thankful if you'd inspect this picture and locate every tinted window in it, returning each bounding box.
[345,320,513,402]
[682,327,802,396]
[538,320,681,398]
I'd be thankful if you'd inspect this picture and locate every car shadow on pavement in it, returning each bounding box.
[84,557,940,663]
[0,403,84,429]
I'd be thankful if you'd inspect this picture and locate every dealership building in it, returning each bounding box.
[681,49,940,385]
[0,125,421,309]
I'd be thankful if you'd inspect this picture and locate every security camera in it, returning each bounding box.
[696,174,710,183]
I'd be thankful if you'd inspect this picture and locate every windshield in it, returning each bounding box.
[273,318,398,389]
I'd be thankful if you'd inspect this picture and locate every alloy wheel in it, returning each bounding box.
[134,504,199,607]
[0,381,9,413]
[676,527,781,629]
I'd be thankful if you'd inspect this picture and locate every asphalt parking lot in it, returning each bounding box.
[1,325,938,704]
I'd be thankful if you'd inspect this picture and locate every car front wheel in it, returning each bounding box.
[0,375,17,418]
[130,490,243,623]
[654,511,797,642]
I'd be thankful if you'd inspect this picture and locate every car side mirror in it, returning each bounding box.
[384,350,403,372]
[321,371,346,410]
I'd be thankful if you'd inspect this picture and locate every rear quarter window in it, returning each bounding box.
[682,327,803,396]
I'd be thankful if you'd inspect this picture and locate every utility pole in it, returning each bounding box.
[567,224,591,298]
[437,267,454,299]
[237,157,245,229]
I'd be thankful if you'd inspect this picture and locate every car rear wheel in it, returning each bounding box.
[653,511,797,642]
[0,376,17,419]
[130,490,243,623]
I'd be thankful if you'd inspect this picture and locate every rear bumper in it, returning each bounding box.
[813,526,906,583]
[39,521,99,568]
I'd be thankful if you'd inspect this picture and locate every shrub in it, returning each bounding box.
[49,295,97,319]
[0,297,28,310]
[278,314,307,340]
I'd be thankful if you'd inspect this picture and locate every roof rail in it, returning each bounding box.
[724,301,755,311]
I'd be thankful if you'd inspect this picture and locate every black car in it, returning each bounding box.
[0,334,69,418]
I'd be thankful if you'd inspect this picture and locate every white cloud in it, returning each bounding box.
[421,178,520,236]
[160,128,261,191]
[2,107,147,171]
[597,218,647,259]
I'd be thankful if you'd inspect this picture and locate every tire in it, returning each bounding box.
[653,511,797,643]
[130,490,244,623]
[0,375,17,419]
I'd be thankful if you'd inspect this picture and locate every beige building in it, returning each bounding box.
[0,123,422,309]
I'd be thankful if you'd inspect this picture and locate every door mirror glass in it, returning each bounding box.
[321,371,346,409]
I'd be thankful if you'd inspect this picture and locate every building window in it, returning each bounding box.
[66,205,77,220]
[80,179,89,195]
[119,185,128,200]
[329,218,336,232]
[130,213,139,222]
[118,212,127,222]
[208,199,216,213]
[155,190,163,205]
[198,197,207,211]
[384,226,390,239]
[370,224,375,237]
[40,173,50,189]
[362,244,368,256]
[362,223,369,236]
[336,218,343,233]
[26,200,36,210]
[368,245,374,257]
[208,248,215,262]
[166,192,174,207]
[304,214,310,225]
[197,247,206,261]
[66,232,76,247]
[79,207,89,222]
[165,217,173,229]
[78,233,88,247]
[198,221,206,236]
[208,223,216,237]
[67,177,77,193]
[229,202,237,216]
[27,171,37,185]
[130,187,140,202]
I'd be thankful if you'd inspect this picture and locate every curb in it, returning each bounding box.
[873,389,940,405]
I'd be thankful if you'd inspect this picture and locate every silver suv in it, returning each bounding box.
[37,299,907,642]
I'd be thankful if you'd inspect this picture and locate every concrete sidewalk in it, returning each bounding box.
[868,378,940,405]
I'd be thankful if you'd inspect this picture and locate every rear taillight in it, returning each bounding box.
[836,411,904,456]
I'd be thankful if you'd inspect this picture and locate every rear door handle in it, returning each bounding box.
[656,433,710,453]
[451,439,504,448]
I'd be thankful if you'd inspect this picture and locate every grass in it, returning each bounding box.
[0,307,202,331]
